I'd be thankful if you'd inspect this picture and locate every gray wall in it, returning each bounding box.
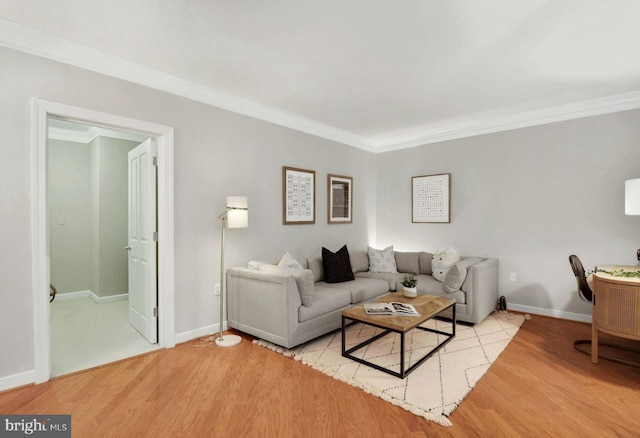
[376,111,640,318]
[50,136,137,297]
[49,139,92,294]
[0,46,376,381]
[91,136,139,297]
[2,42,640,385]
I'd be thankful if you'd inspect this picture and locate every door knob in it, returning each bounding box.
[125,246,132,251]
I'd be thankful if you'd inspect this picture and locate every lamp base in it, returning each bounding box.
[214,334,242,348]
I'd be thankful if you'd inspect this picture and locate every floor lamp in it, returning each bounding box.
[625,179,640,262]
[214,196,248,348]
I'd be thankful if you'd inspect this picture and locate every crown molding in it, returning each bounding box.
[371,90,640,152]
[0,18,371,151]
[3,18,640,153]
[48,125,148,144]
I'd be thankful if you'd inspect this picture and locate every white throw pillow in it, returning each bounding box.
[368,245,398,273]
[278,252,304,270]
[431,247,460,282]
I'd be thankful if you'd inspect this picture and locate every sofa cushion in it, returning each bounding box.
[299,286,351,322]
[322,245,355,283]
[355,271,403,291]
[419,252,434,275]
[395,251,420,275]
[278,252,304,270]
[432,248,460,282]
[415,274,466,304]
[307,257,324,282]
[320,278,389,303]
[259,265,315,306]
[368,245,398,273]
[349,250,369,273]
[443,257,482,294]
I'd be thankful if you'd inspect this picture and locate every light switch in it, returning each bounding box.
[58,216,65,225]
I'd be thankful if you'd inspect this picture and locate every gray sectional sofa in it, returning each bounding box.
[227,249,499,349]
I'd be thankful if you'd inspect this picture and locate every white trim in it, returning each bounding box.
[0,370,35,393]
[48,125,148,144]
[52,290,128,303]
[371,90,640,152]
[52,290,91,301]
[174,322,228,344]
[91,292,128,304]
[0,18,367,151]
[4,19,640,152]
[32,98,175,385]
[174,324,217,345]
[507,303,592,324]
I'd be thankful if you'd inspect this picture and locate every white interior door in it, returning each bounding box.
[128,138,158,343]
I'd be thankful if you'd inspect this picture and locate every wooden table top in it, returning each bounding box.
[341,292,455,332]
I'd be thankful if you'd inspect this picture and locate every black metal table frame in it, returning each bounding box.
[341,303,455,379]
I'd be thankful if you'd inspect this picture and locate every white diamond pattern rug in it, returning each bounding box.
[254,311,526,427]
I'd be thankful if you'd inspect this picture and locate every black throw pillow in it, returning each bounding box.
[322,245,355,283]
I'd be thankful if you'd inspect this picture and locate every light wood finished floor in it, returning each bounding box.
[3,313,640,437]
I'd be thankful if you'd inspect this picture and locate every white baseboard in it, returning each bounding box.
[0,370,34,393]
[90,292,128,303]
[53,290,128,303]
[507,303,592,323]
[53,290,91,301]
[174,323,225,344]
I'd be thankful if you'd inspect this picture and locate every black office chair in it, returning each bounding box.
[569,254,640,367]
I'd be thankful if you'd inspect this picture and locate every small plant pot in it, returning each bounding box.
[403,287,417,298]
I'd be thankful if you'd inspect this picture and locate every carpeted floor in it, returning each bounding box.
[254,311,526,426]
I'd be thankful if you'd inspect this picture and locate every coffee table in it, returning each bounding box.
[341,292,456,379]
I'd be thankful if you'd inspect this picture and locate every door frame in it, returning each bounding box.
[32,98,176,383]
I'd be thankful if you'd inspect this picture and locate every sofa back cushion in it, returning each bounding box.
[259,265,315,306]
[307,257,324,282]
[349,250,369,273]
[394,251,420,275]
[322,245,355,283]
[419,252,434,275]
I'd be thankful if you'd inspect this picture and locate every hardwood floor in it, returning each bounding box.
[3,314,640,437]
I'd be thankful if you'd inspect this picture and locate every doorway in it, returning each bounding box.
[48,120,159,376]
[32,99,176,383]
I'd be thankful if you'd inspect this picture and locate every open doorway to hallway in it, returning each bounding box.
[48,119,159,377]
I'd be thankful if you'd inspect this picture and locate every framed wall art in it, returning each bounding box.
[328,174,352,224]
[412,173,450,223]
[282,166,316,225]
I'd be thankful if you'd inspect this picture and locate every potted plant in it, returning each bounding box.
[401,275,418,298]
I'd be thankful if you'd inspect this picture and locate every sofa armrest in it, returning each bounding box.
[226,267,302,346]
[461,258,499,323]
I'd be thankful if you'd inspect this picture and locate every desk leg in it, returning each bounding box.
[591,318,598,364]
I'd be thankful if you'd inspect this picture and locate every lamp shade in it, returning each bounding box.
[625,179,640,215]
[226,196,248,228]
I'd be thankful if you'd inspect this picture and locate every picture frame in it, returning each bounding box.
[283,166,316,225]
[412,173,451,223]
[328,174,353,224]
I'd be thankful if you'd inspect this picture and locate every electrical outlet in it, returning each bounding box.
[214,283,221,295]
[509,272,517,282]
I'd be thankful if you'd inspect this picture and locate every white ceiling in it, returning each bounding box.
[3,1,640,151]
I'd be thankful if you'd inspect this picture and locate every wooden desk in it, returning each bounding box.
[592,266,640,364]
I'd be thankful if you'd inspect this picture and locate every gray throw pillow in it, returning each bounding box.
[443,257,482,293]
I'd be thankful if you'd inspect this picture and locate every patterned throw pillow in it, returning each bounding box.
[431,247,460,282]
[278,252,304,270]
[322,245,355,283]
[368,245,398,273]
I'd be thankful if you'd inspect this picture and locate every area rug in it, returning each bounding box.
[253,311,526,427]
